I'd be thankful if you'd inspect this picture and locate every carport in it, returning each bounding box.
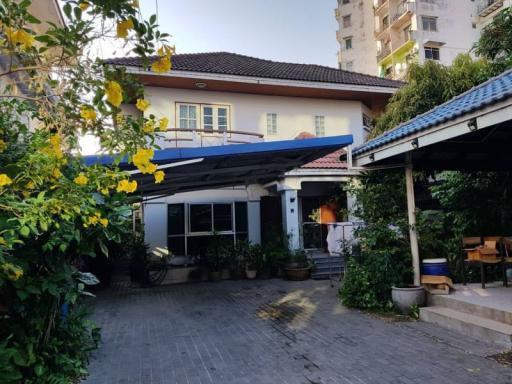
[352,69,512,285]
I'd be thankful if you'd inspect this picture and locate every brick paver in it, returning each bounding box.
[84,279,512,384]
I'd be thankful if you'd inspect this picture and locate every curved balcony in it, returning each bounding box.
[478,0,503,17]
[161,128,264,148]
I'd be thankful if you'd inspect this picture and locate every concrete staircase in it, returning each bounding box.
[420,293,512,348]
[309,252,344,280]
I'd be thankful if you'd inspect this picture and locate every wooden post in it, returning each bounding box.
[405,154,420,286]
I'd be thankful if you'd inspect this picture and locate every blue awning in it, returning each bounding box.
[84,135,353,196]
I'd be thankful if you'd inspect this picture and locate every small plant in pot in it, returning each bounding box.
[206,235,224,281]
[284,250,311,281]
[245,244,263,279]
[230,240,249,279]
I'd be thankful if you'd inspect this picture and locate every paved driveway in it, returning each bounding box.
[84,279,512,384]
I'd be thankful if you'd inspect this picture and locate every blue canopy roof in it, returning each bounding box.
[353,69,512,156]
[84,135,353,196]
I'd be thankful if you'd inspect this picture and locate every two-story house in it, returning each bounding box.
[105,52,401,272]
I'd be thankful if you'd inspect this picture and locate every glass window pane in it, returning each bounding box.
[218,108,227,117]
[179,118,188,129]
[189,119,197,129]
[168,204,185,235]
[190,204,212,232]
[214,204,232,231]
[235,202,248,233]
[189,106,197,119]
[179,105,188,118]
[168,236,185,256]
[203,107,213,116]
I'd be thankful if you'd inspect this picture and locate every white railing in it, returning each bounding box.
[161,128,264,148]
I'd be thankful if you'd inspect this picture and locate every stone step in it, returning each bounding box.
[311,256,343,263]
[429,293,512,325]
[311,270,342,280]
[420,306,512,348]
[313,264,343,272]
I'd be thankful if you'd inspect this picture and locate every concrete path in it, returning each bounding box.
[84,279,512,384]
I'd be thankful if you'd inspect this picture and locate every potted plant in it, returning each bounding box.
[245,244,263,279]
[230,240,249,279]
[206,235,224,281]
[284,250,311,281]
[391,285,425,314]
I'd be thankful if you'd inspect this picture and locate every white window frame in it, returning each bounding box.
[315,116,325,137]
[424,46,440,60]
[176,102,231,134]
[421,16,437,31]
[177,103,198,130]
[267,113,277,135]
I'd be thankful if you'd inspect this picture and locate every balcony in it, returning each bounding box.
[391,2,413,29]
[161,128,264,149]
[374,0,389,14]
[477,0,503,17]
[334,8,341,20]
[374,17,390,39]
[377,46,391,62]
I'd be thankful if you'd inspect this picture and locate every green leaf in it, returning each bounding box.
[19,226,30,237]
[34,364,44,377]
[98,239,109,257]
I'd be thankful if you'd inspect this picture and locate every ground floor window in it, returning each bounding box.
[167,202,248,258]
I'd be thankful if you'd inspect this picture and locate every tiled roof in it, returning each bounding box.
[104,52,403,89]
[301,149,347,169]
[353,69,512,156]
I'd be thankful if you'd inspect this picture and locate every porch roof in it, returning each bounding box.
[353,69,512,170]
[84,135,353,197]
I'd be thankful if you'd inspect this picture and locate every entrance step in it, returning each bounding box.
[309,253,344,280]
[420,306,512,348]
[429,294,512,325]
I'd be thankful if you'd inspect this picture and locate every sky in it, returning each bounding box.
[136,0,340,68]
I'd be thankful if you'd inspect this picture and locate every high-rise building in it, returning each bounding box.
[336,0,481,79]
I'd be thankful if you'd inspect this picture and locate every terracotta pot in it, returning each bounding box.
[284,263,311,281]
[391,286,426,314]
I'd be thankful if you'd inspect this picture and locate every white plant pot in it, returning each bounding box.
[391,286,426,314]
[246,270,257,279]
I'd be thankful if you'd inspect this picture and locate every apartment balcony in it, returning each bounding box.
[161,128,264,149]
[477,0,503,16]
[391,2,413,29]
[374,0,389,15]
[334,8,341,21]
[377,46,392,62]
[374,20,391,39]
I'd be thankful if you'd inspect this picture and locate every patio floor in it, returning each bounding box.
[84,279,512,384]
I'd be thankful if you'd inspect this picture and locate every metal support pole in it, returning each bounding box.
[405,154,420,286]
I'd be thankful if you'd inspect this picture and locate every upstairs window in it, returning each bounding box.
[343,15,351,28]
[177,103,230,132]
[315,116,325,137]
[267,113,277,135]
[424,46,440,60]
[422,16,437,31]
[344,37,353,50]
[178,104,198,129]
[345,61,353,71]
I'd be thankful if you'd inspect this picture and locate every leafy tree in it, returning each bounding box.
[474,7,512,75]
[0,1,173,382]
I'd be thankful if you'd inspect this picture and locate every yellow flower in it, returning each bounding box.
[154,170,165,184]
[132,148,154,167]
[49,135,64,159]
[0,174,12,187]
[157,45,174,58]
[116,19,134,38]
[115,114,124,125]
[138,162,157,174]
[105,81,123,107]
[136,98,150,112]
[158,117,169,131]
[79,1,90,11]
[116,179,138,193]
[52,168,62,178]
[100,188,109,195]
[25,181,35,190]
[1,262,23,281]
[74,173,88,186]
[5,28,34,50]
[151,56,171,73]
[99,218,109,227]
[0,139,6,153]
[143,120,155,133]
[80,106,97,121]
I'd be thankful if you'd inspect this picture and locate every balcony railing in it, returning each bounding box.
[374,0,389,12]
[161,128,264,148]
[391,2,413,27]
[477,0,503,16]
[377,46,391,62]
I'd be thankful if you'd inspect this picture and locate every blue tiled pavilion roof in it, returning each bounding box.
[353,69,512,156]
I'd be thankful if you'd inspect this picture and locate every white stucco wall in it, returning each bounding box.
[144,87,367,147]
